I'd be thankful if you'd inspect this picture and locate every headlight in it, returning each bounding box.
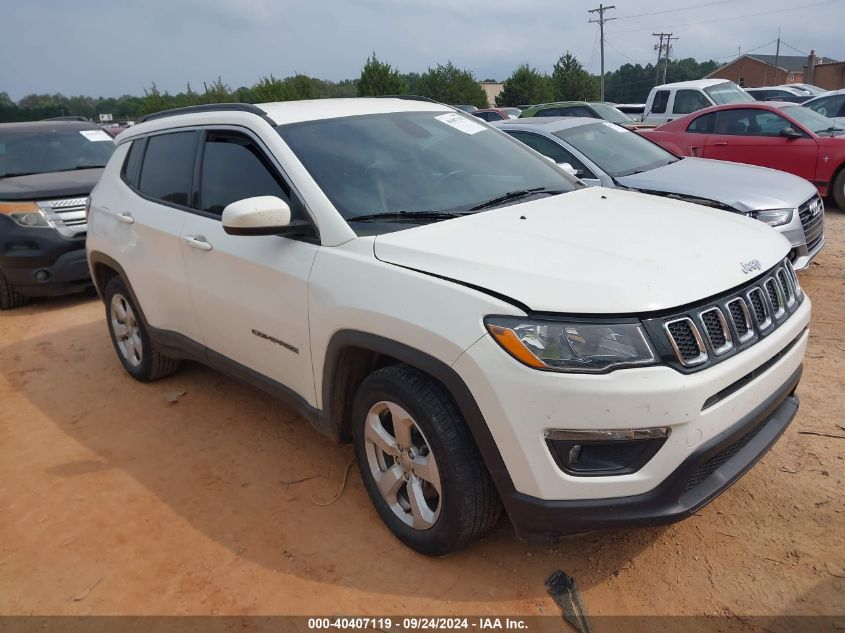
[484,316,657,373]
[751,208,793,227]
[0,201,53,228]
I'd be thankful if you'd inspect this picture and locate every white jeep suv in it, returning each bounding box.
[87,98,810,555]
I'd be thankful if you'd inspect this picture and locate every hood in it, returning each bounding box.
[616,157,816,212]
[373,188,790,314]
[0,169,104,201]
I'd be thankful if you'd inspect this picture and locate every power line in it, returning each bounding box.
[588,4,616,100]
[604,38,647,65]
[710,39,778,60]
[780,40,809,56]
[615,0,737,21]
[608,0,837,34]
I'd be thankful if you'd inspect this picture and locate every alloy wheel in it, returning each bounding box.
[110,293,143,367]
[364,400,442,530]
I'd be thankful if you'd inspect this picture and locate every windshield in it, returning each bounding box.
[591,103,633,124]
[554,121,676,177]
[782,105,844,134]
[276,111,578,222]
[704,82,755,105]
[0,127,115,178]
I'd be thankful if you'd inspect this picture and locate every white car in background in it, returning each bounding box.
[86,98,810,554]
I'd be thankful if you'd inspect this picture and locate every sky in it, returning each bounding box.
[2,0,843,100]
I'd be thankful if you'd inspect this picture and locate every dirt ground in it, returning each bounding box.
[1,207,843,626]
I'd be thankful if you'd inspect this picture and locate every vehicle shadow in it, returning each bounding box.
[1,319,666,604]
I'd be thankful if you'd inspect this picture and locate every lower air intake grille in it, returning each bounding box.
[683,418,768,493]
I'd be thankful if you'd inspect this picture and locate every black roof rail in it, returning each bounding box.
[137,103,275,125]
[42,115,91,122]
[375,95,444,105]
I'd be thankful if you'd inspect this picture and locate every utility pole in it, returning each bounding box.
[652,32,678,85]
[589,4,616,101]
[774,28,781,83]
[653,33,666,84]
[662,33,678,83]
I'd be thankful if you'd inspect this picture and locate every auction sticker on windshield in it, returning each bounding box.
[79,129,113,142]
[435,112,486,135]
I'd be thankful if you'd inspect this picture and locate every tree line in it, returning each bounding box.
[0,53,720,123]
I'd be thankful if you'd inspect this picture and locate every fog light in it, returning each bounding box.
[545,427,670,476]
[35,269,51,282]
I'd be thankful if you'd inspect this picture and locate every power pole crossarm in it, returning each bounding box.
[588,4,616,101]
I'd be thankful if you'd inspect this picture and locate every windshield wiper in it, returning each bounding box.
[467,187,565,212]
[346,211,465,223]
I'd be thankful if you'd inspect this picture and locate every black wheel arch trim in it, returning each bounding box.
[322,330,517,500]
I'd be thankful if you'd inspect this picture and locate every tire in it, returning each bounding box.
[832,168,845,212]
[352,364,501,555]
[0,270,29,310]
[103,276,180,382]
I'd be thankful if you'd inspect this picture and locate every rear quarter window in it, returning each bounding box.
[687,112,715,134]
[121,139,144,187]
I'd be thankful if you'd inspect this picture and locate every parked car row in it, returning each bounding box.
[0,96,828,556]
[493,117,824,269]
[638,101,845,210]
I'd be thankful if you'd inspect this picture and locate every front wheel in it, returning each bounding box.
[0,271,29,310]
[352,365,501,555]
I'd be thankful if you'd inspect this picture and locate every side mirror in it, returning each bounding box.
[558,162,581,177]
[780,126,803,139]
[222,196,291,236]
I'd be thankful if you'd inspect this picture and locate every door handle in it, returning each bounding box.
[184,235,213,251]
[713,141,728,146]
[117,212,134,225]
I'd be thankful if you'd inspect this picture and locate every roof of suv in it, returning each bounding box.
[121,98,454,142]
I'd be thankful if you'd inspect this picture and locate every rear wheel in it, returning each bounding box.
[104,276,180,381]
[352,365,501,555]
[0,271,29,310]
[832,168,845,211]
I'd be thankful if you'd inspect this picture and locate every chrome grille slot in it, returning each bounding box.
[777,268,795,308]
[747,288,772,330]
[699,307,732,355]
[726,298,754,344]
[37,197,88,238]
[664,318,708,367]
[765,278,786,319]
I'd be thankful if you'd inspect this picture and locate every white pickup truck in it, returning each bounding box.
[642,79,755,125]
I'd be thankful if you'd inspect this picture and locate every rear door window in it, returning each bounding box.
[137,131,199,207]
